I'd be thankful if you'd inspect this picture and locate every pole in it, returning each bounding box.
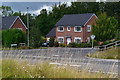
[27,6,29,47]
[92,39,94,49]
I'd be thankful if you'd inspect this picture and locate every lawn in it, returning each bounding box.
[87,47,119,59]
[1,59,116,78]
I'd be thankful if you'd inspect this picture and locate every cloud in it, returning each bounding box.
[33,5,52,15]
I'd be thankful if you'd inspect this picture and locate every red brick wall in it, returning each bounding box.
[56,26,83,44]
[56,15,97,44]
[83,15,97,42]
[11,18,27,33]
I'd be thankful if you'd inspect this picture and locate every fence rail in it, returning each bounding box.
[95,40,120,50]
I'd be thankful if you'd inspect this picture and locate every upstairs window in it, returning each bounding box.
[74,37,81,43]
[58,37,64,43]
[58,26,64,32]
[74,26,82,32]
[87,25,91,32]
[67,26,71,31]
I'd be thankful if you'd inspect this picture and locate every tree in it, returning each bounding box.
[0,6,13,16]
[2,29,26,47]
[92,12,118,41]
[30,26,43,48]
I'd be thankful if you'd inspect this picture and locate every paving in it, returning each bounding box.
[1,48,119,75]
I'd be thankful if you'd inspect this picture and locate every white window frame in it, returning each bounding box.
[87,25,91,32]
[67,26,71,31]
[74,26,82,32]
[74,37,82,43]
[58,26,64,32]
[58,37,64,43]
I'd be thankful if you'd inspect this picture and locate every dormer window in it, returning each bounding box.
[74,26,82,32]
[58,26,64,32]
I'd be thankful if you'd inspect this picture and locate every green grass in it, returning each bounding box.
[87,47,119,59]
[2,59,115,78]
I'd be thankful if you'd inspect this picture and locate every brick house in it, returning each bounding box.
[46,13,97,45]
[1,16,27,32]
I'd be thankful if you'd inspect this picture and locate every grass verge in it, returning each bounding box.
[2,59,115,78]
[87,47,119,59]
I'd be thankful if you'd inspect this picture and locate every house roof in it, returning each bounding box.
[46,27,56,37]
[2,16,18,30]
[2,16,27,30]
[56,13,96,26]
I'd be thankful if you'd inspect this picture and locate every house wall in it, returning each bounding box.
[56,15,97,45]
[56,26,83,44]
[11,18,27,32]
[83,15,97,42]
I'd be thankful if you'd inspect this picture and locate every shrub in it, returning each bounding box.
[59,43,66,47]
[2,29,26,47]
[49,38,55,47]
[68,42,76,48]
[68,42,91,48]
[54,41,59,47]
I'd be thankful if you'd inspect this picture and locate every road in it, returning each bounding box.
[1,48,119,75]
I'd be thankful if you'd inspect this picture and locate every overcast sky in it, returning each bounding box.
[1,1,75,15]
[1,0,119,15]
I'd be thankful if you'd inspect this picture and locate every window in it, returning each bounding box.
[87,25,91,32]
[67,26,71,31]
[58,37,64,43]
[74,37,81,43]
[74,26,82,32]
[58,26,64,32]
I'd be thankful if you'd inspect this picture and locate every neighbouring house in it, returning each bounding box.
[1,16,27,32]
[46,13,97,45]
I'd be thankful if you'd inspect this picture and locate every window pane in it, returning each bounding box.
[75,38,81,43]
[58,38,63,43]
[67,26,70,30]
[58,26,63,31]
[87,25,91,31]
[75,26,81,31]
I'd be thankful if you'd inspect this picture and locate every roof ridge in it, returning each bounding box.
[64,13,94,16]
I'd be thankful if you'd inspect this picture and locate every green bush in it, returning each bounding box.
[54,41,59,47]
[68,42,92,48]
[2,29,26,47]
[59,43,66,47]
[49,38,55,47]
[68,42,76,48]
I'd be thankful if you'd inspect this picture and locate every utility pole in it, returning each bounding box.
[27,6,29,47]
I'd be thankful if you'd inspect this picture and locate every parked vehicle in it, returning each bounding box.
[42,42,49,47]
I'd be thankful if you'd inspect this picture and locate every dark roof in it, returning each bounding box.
[46,27,56,37]
[56,13,96,26]
[2,16,18,30]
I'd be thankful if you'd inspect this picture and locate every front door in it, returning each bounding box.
[67,38,71,45]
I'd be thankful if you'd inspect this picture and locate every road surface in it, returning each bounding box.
[1,48,119,75]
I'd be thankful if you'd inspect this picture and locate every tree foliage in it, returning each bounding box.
[29,26,43,48]
[2,29,26,47]
[1,2,120,47]
[92,12,118,41]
